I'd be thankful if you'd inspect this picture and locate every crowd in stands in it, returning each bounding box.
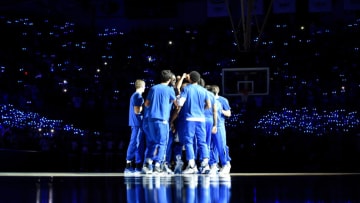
[0,12,360,171]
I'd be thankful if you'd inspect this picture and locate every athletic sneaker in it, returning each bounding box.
[163,163,174,174]
[142,163,153,174]
[219,163,231,174]
[182,165,198,174]
[133,163,142,174]
[153,164,163,174]
[209,164,219,175]
[199,164,210,174]
[133,167,142,175]
[124,162,134,174]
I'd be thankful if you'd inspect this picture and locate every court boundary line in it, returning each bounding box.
[0,172,359,177]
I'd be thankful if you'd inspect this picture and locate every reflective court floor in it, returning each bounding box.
[0,172,360,203]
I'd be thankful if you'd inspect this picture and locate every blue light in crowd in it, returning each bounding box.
[0,104,86,137]
[0,14,359,139]
[255,107,360,136]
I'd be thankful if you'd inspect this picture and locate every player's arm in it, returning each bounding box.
[170,106,181,133]
[211,102,218,134]
[222,109,231,117]
[205,99,211,109]
[175,73,187,95]
[133,106,143,114]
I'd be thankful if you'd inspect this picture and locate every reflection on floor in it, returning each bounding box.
[125,174,231,203]
[0,173,359,203]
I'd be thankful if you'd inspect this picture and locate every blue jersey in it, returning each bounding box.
[179,84,209,121]
[216,96,231,125]
[204,90,216,119]
[128,91,144,127]
[146,84,176,121]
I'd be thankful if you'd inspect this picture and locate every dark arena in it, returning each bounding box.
[1,0,360,202]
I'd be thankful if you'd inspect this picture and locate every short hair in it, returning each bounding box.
[135,79,145,89]
[205,85,212,91]
[170,73,176,86]
[199,78,205,87]
[189,71,201,83]
[160,70,174,83]
[211,85,220,94]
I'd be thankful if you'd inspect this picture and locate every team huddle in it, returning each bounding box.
[125,70,232,175]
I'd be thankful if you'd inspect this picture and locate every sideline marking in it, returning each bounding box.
[0,172,359,177]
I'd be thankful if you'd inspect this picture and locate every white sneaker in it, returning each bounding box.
[209,164,219,175]
[163,163,174,174]
[153,164,163,174]
[182,165,198,174]
[219,163,231,174]
[200,164,210,174]
[141,164,153,174]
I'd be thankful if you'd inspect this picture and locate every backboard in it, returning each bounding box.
[222,67,269,96]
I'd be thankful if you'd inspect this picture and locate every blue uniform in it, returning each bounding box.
[178,83,209,162]
[126,91,145,165]
[142,106,150,165]
[165,104,183,165]
[145,84,176,164]
[202,90,216,161]
[210,95,232,166]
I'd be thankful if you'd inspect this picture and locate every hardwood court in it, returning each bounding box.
[0,172,359,203]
